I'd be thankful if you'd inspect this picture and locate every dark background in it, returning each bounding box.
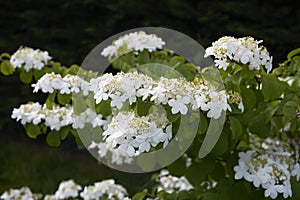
[0,0,299,195]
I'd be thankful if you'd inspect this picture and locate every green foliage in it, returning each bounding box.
[0,60,15,75]
[262,74,285,101]
[132,189,148,200]
[24,123,41,139]
[46,131,61,147]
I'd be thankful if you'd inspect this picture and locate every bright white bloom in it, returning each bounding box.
[89,141,134,165]
[54,180,82,200]
[156,169,193,194]
[0,186,41,200]
[10,46,51,72]
[91,72,229,119]
[101,31,165,58]
[32,73,90,96]
[205,36,272,73]
[11,102,106,131]
[168,95,191,115]
[233,136,299,199]
[11,102,44,125]
[291,163,300,181]
[101,111,172,157]
[80,179,128,200]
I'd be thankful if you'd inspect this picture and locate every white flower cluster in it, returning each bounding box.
[80,179,128,200]
[91,72,229,119]
[234,137,300,199]
[11,102,106,131]
[156,169,194,194]
[89,141,134,165]
[101,31,165,58]
[32,72,90,96]
[10,46,51,72]
[205,36,273,73]
[90,111,172,158]
[0,186,41,200]
[5,179,130,200]
[52,180,82,200]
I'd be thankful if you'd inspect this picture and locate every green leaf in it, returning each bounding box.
[167,156,187,177]
[185,157,215,185]
[209,131,228,156]
[176,63,196,81]
[59,126,70,140]
[73,95,87,114]
[229,116,242,140]
[0,53,10,59]
[262,74,284,101]
[46,93,56,109]
[240,86,256,110]
[33,67,49,80]
[67,64,80,75]
[46,131,61,147]
[248,115,270,138]
[24,124,41,139]
[198,111,226,158]
[136,153,156,172]
[137,50,150,65]
[57,93,71,105]
[19,69,33,84]
[95,100,112,117]
[136,100,152,116]
[197,112,208,135]
[0,60,15,75]
[263,104,279,122]
[132,189,148,200]
[287,48,300,59]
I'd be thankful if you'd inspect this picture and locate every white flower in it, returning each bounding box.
[10,46,51,72]
[238,101,244,112]
[205,36,272,73]
[156,169,193,194]
[99,111,172,158]
[234,136,297,199]
[0,187,40,200]
[234,161,250,180]
[32,73,90,96]
[168,95,191,115]
[101,31,165,58]
[12,102,108,131]
[91,71,230,119]
[291,163,300,181]
[54,180,82,200]
[110,92,127,109]
[214,59,229,70]
[80,179,128,200]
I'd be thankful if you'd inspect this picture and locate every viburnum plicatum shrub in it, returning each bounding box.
[0,31,300,199]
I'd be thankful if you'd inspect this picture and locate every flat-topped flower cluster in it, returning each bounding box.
[156,169,194,194]
[101,31,165,58]
[11,102,106,131]
[7,179,129,200]
[102,111,172,157]
[10,46,51,72]
[32,71,229,119]
[90,72,229,119]
[32,72,90,96]
[205,36,273,73]
[234,137,300,199]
